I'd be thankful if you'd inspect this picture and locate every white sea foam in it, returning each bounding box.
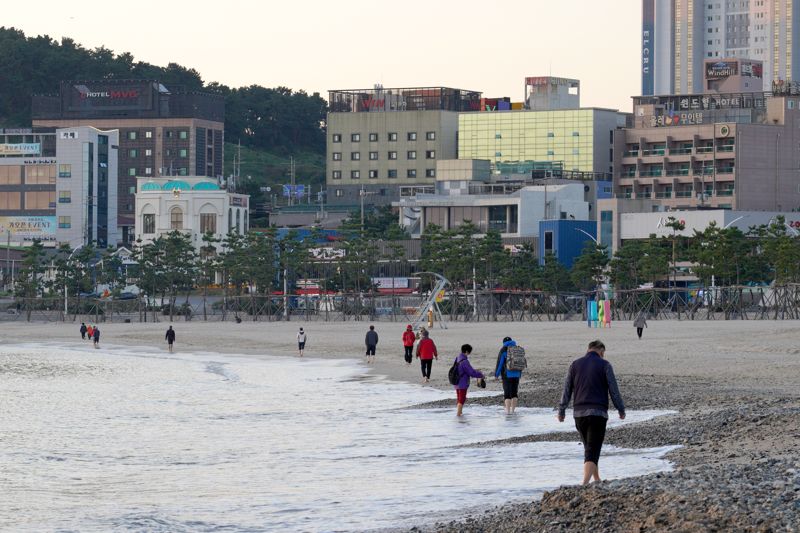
[0,343,677,532]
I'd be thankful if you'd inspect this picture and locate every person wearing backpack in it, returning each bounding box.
[452,344,484,417]
[495,336,523,415]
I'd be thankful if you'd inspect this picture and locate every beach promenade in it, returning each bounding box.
[2,320,798,532]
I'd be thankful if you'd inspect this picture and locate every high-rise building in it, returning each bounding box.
[32,80,224,244]
[642,0,800,95]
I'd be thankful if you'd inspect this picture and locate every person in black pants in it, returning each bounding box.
[494,336,522,414]
[557,339,625,485]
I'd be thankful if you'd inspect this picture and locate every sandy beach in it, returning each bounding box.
[3,319,799,532]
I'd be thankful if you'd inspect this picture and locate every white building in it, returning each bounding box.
[55,127,120,248]
[395,161,590,238]
[134,176,249,250]
[643,0,800,94]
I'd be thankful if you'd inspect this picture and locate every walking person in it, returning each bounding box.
[633,312,648,339]
[402,325,415,365]
[557,340,626,486]
[92,325,100,349]
[495,336,522,415]
[415,329,438,383]
[365,325,379,364]
[453,344,484,417]
[165,325,176,353]
[297,327,307,357]
[80,322,87,340]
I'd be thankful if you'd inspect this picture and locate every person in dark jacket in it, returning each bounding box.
[402,325,415,365]
[92,326,100,348]
[495,336,522,415]
[454,344,484,417]
[80,322,87,340]
[165,325,176,353]
[365,325,379,364]
[557,339,625,485]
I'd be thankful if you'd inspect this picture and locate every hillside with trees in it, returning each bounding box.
[0,27,327,192]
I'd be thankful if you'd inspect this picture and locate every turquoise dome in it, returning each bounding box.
[192,181,221,190]
[140,182,162,191]
[163,180,191,191]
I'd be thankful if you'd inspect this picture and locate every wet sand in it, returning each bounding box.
[4,319,799,532]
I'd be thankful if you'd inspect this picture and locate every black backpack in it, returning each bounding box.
[448,357,460,385]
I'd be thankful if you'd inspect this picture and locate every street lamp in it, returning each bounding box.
[723,215,747,229]
[574,228,598,244]
[767,217,800,236]
[359,187,378,235]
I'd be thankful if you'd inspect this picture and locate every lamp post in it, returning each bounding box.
[359,187,377,236]
[575,227,598,244]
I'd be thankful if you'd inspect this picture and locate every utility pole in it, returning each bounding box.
[289,157,296,207]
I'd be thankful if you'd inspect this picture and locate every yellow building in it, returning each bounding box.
[458,109,628,174]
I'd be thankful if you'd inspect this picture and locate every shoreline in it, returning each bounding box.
[2,321,799,531]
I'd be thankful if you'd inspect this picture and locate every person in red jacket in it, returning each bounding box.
[415,329,438,383]
[402,324,416,365]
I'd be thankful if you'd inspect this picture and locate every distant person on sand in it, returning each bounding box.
[415,329,438,383]
[92,326,100,348]
[80,322,87,340]
[402,325,416,365]
[634,312,648,339]
[495,336,522,415]
[165,325,176,353]
[87,324,94,340]
[365,325,379,364]
[453,344,484,417]
[558,339,625,486]
[297,327,307,357]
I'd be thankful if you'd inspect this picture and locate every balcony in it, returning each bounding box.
[639,169,664,177]
[641,149,666,156]
[666,168,690,176]
[622,170,637,177]
[655,191,673,199]
[717,167,735,174]
[622,191,633,199]
[693,167,714,176]
[717,188,735,197]
[669,147,693,155]
[623,150,640,157]
[717,144,735,153]
[696,146,714,154]
[675,190,693,198]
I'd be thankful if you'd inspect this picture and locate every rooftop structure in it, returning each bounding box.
[328,86,482,113]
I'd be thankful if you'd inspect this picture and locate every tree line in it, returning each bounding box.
[0,27,327,154]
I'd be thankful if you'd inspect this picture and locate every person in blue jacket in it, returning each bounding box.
[495,336,522,415]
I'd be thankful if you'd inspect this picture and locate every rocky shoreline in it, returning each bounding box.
[412,370,800,533]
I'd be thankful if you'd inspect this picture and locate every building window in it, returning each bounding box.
[145,131,153,139]
[425,169,436,178]
[179,131,188,140]
[388,151,397,160]
[179,167,188,176]
[544,231,554,252]
[200,213,216,234]
[547,132,554,138]
[129,186,136,194]
[129,148,138,158]
[351,170,361,179]
[426,150,436,159]
[58,164,71,178]
[145,149,152,157]
[369,151,378,160]
[179,148,188,158]
[407,169,417,178]
[369,133,378,142]
[58,216,71,229]
[170,208,183,230]
[127,131,137,140]
[142,213,155,234]
[165,149,172,157]
[332,152,342,161]
[145,167,152,175]
[388,132,398,141]
[351,152,360,161]
[166,131,174,139]
[388,169,398,179]
[332,134,342,143]
[573,148,580,155]
[407,132,417,141]
[58,191,71,203]
[572,132,580,137]
[547,150,555,156]
[407,151,417,160]
[332,170,342,180]
[369,170,378,179]
[351,133,361,142]
[426,131,436,140]
[335,189,344,197]
[128,168,136,176]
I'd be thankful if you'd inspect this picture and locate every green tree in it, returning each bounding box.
[570,242,610,292]
[15,239,46,320]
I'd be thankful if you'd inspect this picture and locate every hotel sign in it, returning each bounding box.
[651,111,704,127]
[706,61,738,80]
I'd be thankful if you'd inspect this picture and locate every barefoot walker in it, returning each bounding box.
[557,340,625,486]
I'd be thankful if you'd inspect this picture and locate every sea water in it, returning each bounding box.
[0,343,677,532]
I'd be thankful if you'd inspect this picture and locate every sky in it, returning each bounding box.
[3,0,642,111]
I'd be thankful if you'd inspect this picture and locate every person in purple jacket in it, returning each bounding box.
[454,344,484,417]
